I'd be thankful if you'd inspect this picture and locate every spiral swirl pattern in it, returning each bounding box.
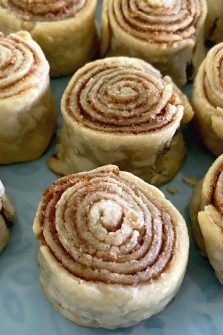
[0,32,46,100]
[203,43,223,109]
[37,166,176,285]
[206,160,223,216]
[105,0,205,44]
[0,0,86,20]
[189,154,223,285]
[64,57,181,134]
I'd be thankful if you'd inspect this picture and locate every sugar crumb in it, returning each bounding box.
[166,185,177,194]
[182,175,198,188]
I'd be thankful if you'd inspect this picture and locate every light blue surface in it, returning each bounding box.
[1,3,223,335]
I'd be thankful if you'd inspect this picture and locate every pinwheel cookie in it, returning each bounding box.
[0,0,98,76]
[192,43,223,156]
[0,180,16,253]
[33,165,189,328]
[0,31,56,164]
[190,155,223,284]
[206,0,223,43]
[49,57,193,186]
[101,0,207,86]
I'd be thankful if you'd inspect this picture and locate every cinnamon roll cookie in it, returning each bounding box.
[101,0,207,87]
[0,180,16,253]
[0,31,56,164]
[0,0,98,77]
[33,165,189,328]
[49,57,193,186]
[206,0,223,43]
[190,155,223,284]
[192,43,223,156]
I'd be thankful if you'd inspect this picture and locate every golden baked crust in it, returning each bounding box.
[101,0,207,87]
[33,165,189,328]
[0,31,56,164]
[0,0,98,76]
[49,56,193,185]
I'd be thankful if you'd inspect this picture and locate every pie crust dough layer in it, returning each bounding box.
[101,0,207,87]
[0,180,16,253]
[33,165,189,329]
[190,155,223,284]
[0,0,98,76]
[192,43,223,156]
[206,0,223,43]
[49,57,193,186]
[0,31,56,164]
